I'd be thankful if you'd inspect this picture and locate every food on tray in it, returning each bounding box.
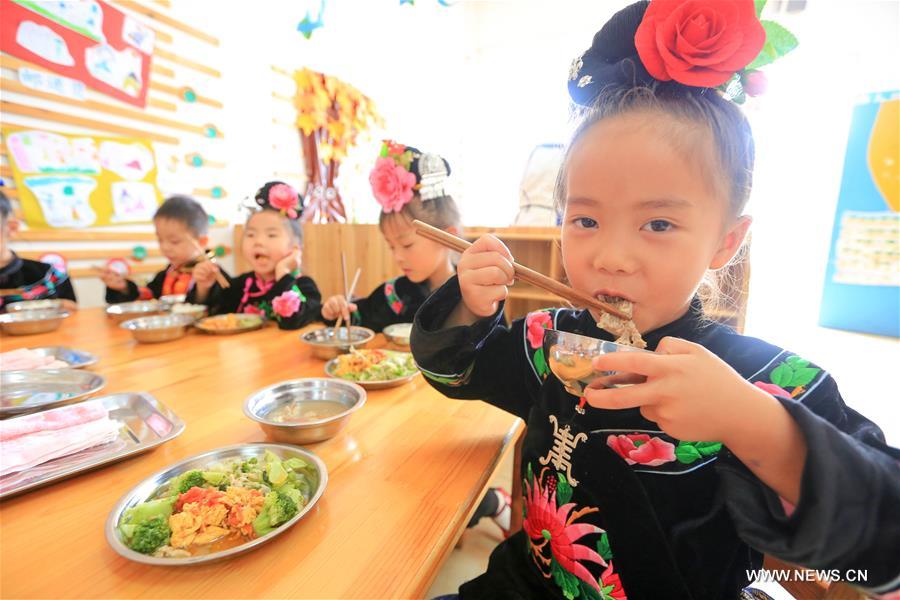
[198,314,261,331]
[596,295,646,348]
[267,400,346,423]
[0,400,120,477]
[0,348,69,370]
[331,349,417,382]
[117,451,317,557]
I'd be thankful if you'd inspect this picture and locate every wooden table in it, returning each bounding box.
[0,309,522,599]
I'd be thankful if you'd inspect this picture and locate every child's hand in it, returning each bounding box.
[192,261,220,291]
[456,235,515,318]
[275,250,302,281]
[100,268,128,292]
[583,337,773,443]
[321,294,357,322]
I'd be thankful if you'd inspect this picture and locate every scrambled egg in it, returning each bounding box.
[168,486,266,549]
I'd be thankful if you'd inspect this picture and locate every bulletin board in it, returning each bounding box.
[3,126,162,229]
[0,0,154,108]
[819,91,900,337]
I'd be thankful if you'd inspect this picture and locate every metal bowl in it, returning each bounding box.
[300,326,375,360]
[106,301,163,324]
[29,346,99,368]
[244,378,366,444]
[5,299,64,312]
[1,369,107,417]
[167,303,208,322]
[158,294,186,307]
[105,443,327,565]
[543,329,649,398]
[0,309,70,336]
[120,314,195,343]
[194,313,264,335]
[382,323,413,349]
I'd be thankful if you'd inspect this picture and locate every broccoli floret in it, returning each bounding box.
[121,496,177,528]
[251,490,298,537]
[176,470,206,494]
[127,516,170,555]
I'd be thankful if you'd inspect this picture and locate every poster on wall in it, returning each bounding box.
[0,0,154,108]
[819,91,899,338]
[2,127,162,229]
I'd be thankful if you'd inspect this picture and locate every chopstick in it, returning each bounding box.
[189,240,230,289]
[411,219,630,320]
[334,267,361,333]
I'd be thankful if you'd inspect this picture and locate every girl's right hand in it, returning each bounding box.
[457,234,515,318]
[321,294,357,322]
[192,261,219,291]
[100,268,128,292]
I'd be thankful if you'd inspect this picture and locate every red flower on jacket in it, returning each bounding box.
[523,474,607,593]
[607,433,676,466]
[525,311,552,349]
[634,0,766,87]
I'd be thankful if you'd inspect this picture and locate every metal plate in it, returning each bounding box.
[30,346,99,369]
[0,369,107,417]
[382,323,412,347]
[0,392,185,499]
[194,314,264,335]
[324,351,419,390]
[105,443,327,565]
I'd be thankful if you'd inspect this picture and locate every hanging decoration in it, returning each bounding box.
[297,0,325,40]
[105,257,131,276]
[293,68,383,223]
[131,245,147,260]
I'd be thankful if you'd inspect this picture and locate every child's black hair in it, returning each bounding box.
[154,195,209,237]
[0,189,11,222]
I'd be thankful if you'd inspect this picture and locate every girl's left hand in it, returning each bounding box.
[275,250,302,281]
[583,336,768,443]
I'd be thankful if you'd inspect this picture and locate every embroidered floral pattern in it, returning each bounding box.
[0,267,68,305]
[272,289,302,317]
[606,434,676,467]
[755,355,822,399]
[384,278,404,315]
[522,464,628,600]
[525,309,554,380]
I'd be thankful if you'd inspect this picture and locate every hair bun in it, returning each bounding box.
[253,180,303,220]
[568,0,654,107]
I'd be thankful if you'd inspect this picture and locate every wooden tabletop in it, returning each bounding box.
[0,309,522,599]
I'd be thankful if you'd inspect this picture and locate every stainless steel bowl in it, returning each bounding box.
[158,294,186,307]
[120,314,195,343]
[382,323,413,349]
[1,368,107,417]
[106,301,163,324]
[244,378,366,444]
[105,443,327,565]
[300,326,375,360]
[167,303,207,322]
[29,346,99,368]
[542,329,649,398]
[0,309,70,336]
[5,299,64,312]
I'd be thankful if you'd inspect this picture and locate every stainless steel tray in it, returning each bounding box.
[194,313,264,335]
[30,346,99,369]
[0,369,107,417]
[324,351,419,390]
[105,443,327,565]
[0,392,185,499]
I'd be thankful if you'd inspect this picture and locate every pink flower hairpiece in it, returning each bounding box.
[267,183,301,219]
[369,140,417,213]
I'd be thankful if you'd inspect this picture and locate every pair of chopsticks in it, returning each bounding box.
[188,240,230,289]
[334,253,361,336]
[411,220,630,320]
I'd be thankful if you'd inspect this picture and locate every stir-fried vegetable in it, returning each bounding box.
[331,349,417,382]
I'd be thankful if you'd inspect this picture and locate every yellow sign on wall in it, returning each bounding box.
[2,126,162,229]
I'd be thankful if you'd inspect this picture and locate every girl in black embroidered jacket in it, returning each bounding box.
[411,4,900,599]
[0,190,77,311]
[319,141,460,333]
[188,182,321,330]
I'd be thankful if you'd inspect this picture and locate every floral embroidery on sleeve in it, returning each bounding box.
[601,430,722,473]
[752,354,822,400]
[525,309,555,382]
[384,278,404,315]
